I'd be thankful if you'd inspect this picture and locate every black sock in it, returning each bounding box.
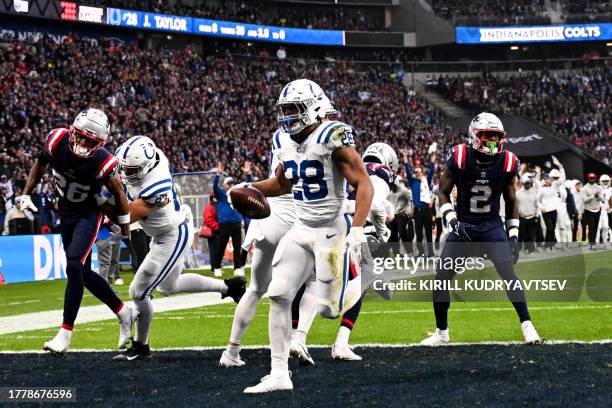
[341,296,363,329]
[291,283,307,329]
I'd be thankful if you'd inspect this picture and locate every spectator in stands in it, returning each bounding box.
[95,219,122,286]
[212,162,244,277]
[516,175,539,253]
[202,192,221,276]
[402,148,436,257]
[580,173,604,249]
[2,196,34,235]
[0,175,12,201]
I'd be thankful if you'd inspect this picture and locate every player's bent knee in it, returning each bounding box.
[267,278,292,302]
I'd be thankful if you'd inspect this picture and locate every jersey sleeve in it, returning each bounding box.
[139,178,173,205]
[366,163,395,187]
[95,150,120,182]
[325,123,355,151]
[41,128,68,161]
[503,150,519,182]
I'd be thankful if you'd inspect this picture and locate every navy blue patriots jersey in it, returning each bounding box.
[446,144,518,225]
[42,128,118,217]
[365,162,394,187]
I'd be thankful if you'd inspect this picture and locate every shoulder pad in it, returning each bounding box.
[503,150,518,173]
[44,128,69,156]
[96,150,119,180]
[366,162,394,186]
[453,144,467,170]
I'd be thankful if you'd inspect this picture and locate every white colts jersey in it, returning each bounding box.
[276,120,354,226]
[123,149,185,237]
[269,128,296,229]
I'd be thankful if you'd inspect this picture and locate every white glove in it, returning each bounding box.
[226,182,251,210]
[109,223,128,242]
[180,204,193,225]
[345,226,368,271]
[17,195,38,212]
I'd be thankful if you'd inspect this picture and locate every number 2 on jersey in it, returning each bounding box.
[284,160,328,200]
[470,185,492,213]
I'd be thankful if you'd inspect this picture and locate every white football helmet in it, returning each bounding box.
[600,174,611,185]
[69,108,110,158]
[468,112,506,156]
[276,79,330,137]
[362,142,399,173]
[116,136,157,184]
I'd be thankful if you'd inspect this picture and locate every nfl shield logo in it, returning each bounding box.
[481,170,487,178]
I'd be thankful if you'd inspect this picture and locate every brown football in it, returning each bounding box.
[229,186,271,219]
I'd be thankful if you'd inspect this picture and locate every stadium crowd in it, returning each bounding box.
[82,0,386,31]
[0,35,454,233]
[429,0,548,25]
[433,66,612,165]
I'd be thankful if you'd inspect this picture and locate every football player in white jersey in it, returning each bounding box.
[241,79,373,393]
[289,142,398,363]
[219,100,339,368]
[105,136,246,360]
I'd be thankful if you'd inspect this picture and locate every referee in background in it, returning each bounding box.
[402,148,436,257]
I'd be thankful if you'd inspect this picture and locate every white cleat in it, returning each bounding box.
[43,330,71,355]
[114,278,124,286]
[289,338,315,366]
[233,268,245,277]
[218,350,246,367]
[331,343,362,361]
[420,329,450,346]
[213,269,223,277]
[521,321,541,344]
[118,304,139,349]
[244,373,293,394]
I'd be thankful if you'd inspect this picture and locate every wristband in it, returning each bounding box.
[117,214,130,224]
[508,228,519,238]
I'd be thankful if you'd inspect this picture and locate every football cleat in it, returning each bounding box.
[289,338,315,366]
[113,341,151,361]
[233,268,245,277]
[420,329,450,346]
[331,343,362,361]
[218,350,246,367]
[521,321,541,344]
[222,277,247,303]
[114,278,124,286]
[213,269,223,277]
[244,373,293,394]
[43,330,71,355]
[118,304,139,349]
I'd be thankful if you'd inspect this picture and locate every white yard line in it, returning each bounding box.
[1,339,611,354]
[0,293,232,335]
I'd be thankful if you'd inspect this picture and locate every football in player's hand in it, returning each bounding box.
[230,186,271,219]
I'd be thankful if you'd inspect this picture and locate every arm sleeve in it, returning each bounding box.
[427,160,435,185]
[405,163,415,185]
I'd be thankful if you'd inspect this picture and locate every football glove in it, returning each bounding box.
[17,195,38,212]
[510,235,520,265]
[449,219,471,242]
[345,226,371,271]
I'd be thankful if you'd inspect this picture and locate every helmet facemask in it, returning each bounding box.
[69,125,106,158]
[472,129,506,156]
[119,162,147,185]
[277,100,314,136]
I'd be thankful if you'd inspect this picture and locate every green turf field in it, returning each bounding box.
[0,251,610,351]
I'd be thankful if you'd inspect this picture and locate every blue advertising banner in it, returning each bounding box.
[0,235,103,284]
[456,23,612,44]
[106,7,345,46]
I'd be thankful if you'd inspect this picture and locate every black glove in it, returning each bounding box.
[450,219,471,242]
[510,235,520,265]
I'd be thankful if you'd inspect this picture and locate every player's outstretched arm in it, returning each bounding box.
[333,147,373,227]
[250,164,292,197]
[105,174,132,240]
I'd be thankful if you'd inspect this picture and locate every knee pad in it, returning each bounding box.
[267,276,292,302]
